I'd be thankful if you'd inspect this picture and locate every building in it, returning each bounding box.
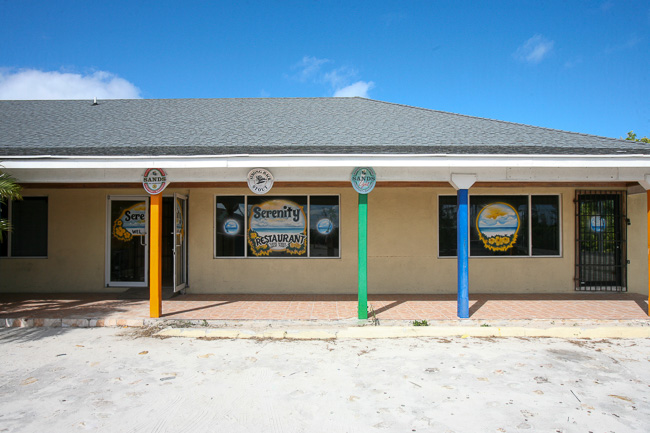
[1,98,649,318]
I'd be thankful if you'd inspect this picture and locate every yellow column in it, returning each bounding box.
[149,194,163,318]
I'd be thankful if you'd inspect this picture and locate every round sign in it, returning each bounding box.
[476,202,520,252]
[247,168,274,194]
[351,167,377,194]
[142,168,168,195]
[224,219,240,235]
[590,216,606,233]
[317,218,333,235]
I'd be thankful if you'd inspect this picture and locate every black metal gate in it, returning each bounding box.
[575,190,627,291]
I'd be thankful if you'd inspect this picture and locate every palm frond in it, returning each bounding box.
[0,171,20,242]
[0,171,22,202]
[0,218,10,242]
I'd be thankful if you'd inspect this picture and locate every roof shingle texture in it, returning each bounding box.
[0,97,646,156]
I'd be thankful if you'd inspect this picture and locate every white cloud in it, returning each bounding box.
[333,81,375,98]
[599,1,614,12]
[291,56,330,82]
[323,67,357,90]
[564,57,583,69]
[289,57,375,97]
[0,69,141,100]
[514,34,554,64]
[604,35,643,54]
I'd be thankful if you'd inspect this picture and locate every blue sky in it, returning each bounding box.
[0,0,648,139]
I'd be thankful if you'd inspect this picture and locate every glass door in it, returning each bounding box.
[173,193,188,292]
[106,196,149,287]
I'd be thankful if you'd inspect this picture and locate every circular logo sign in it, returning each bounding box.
[590,216,606,233]
[224,219,240,235]
[247,168,274,195]
[351,167,377,194]
[142,168,168,195]
[317,218,333,235]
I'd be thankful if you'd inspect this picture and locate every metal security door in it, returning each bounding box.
[173,194,188,292]
[106,196,149,287]
[575,191,627,291]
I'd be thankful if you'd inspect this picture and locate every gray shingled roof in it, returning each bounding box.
[0,97,646,156]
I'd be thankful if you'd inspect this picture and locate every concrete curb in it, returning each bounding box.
[155,325,650,340]
[2,318,147,328]
[3,317,650,339]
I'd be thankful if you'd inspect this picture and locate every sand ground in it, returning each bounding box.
[1,327,648,432]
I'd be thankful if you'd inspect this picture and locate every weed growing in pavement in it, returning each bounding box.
[412,320,429,326]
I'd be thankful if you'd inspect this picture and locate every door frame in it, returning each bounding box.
[105,195,150,288]
[173,193,188,292]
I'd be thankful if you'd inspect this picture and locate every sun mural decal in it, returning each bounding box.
[476,202,521,252]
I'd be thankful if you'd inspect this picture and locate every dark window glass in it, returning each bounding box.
[309,196,340,257]
[470,196,529,256]
[531,195,560,256]
[438,196,457,257]
[216,196,245,257]
[11,197,48,257]
[0,202,7,257]
[247,196,308,257]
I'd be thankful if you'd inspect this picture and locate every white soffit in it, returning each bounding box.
[3,154,650,169]
[5,166,650,184]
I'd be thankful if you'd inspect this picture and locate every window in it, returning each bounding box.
[438,195,560,257]
[309,196,340,257]
[0,197,48,258]
[215,195,340,258]
[438,196,457,257]
[531,195,561,256]
[216,196,246,257]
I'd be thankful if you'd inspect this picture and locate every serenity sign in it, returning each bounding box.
[247,199,307,256]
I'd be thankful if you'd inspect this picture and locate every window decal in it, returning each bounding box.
[476,202,521,252]
[224,219,240,235]
[247,199,307,256]
[113,202,146,241]
[316,218,333,235]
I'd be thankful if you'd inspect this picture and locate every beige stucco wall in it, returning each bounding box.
[367,186,580,294]
[626,192,648,294]
[1,185,646,295]
[1,188,108,293]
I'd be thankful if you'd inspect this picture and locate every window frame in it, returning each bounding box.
[0,196,49,259]
[214,194,341,259]
[437,193,562,259]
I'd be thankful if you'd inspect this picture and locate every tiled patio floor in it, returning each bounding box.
[1,293,648,321]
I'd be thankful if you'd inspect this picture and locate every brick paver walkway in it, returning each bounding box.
[1,293,648,321]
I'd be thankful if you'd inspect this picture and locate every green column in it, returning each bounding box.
[358,193,368,319]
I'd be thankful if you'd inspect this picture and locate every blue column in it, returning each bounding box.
[457,189,469,318]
